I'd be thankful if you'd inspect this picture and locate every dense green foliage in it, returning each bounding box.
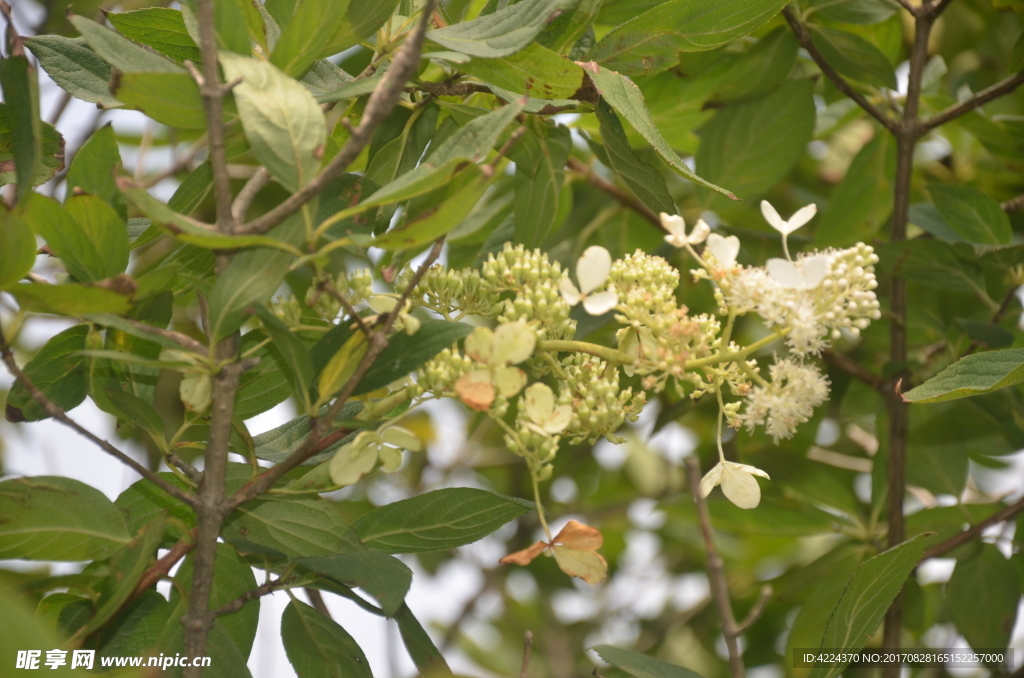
[1,0,1023,677]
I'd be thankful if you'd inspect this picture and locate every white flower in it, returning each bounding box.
[760,200,817,236]
[705,233,740,267]
[766,255,829,290]
[454,322,536,411]
[740,359,830,441]
[329,426,422,487]
[661,213,710,247]
[522,383,572,435]
[700,460,770,509]
[560,246,618,315]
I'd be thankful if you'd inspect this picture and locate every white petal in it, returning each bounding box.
[729,462,770,480]
[380,426,422,452]
[688,219,710,244]
[766,258,803,288]
[329,445,378,487]
[788,203,818,230]
[576,245,612,294]
[464,326,495,364]
[378,445,404,472]
[660,213,686,238]
[492,321,536,365]
[559,277,582,306]
[760,200,787,233]
[706,233,740,267]
[664,233,687,248]
[523,382,555,423]
[545,405,573,434]
[367,296,398,313]
[699,463,724,498]
[583,290,618,315]
[720,464,762,509]
[799,255,830,290]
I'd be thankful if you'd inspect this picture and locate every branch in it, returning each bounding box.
[922,495,1024,560]
[111,316,207,354]
[0,322,198,508]
[685,457,745,678]
[132,529,197,598]
[920,71,1024,132]
[782,7,900,134]
[520,631,534,678]
[212,575,296,617]
[222,239,446,511]
[231,167,271,223]
[305,588,333,618]
[1001,193,1024,214]
[235,0,441,236]
[734,585,772,635]
[566,157,663,231]
[822,350,885,392]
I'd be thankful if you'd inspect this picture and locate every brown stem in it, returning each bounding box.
[236,0,441,236]
[821,350,885,392]
[132,529,198,598]
[305,588,333,618]
[922,495,1024,560]
[734,585,772,635]
[101,316,207,354]
[231,167,271,223]
[566,157,663,231]
[0,322,198,507]
[920,71,1024,132]
[1001,193,1024,213]
[520,631,534,678]
[782,7,900,134]
[686,457,744,678]
[212,575,295,617]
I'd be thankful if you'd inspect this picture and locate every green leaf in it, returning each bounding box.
[326,102,525,224]
[316,72,384,104]
[0,105,64,191]
[74,513,165,640]
[271,0,349,77]
[220,52,326,192]
[323,0,401,55]
[395,603,454,677]
[0,475,131,560]
[223,494,364,559]
[0,51,42,204]
[587,65,735,198]
[5,325,89,422]
[298,552,412,616]
[513,123,573,248]
[808,0,896,25]
[428,0,578,58]
[352,487,534,553]
[956,319,1014,348]
[0,210,37,291]
[695,27,799,103]
[586,0,789,76]
[107,8,202,63]
[234,330,294,419]
[250,402,364,466]
[808,535,929,678]
[593,646,706,678]
[24,194,105,283]
[66,124,127,220]
[116,475,194,543]
[206,216,303,341]
[281,599,373,678]
[928,183,1012,246]
[785,547,867,656]
[809,26,896,89]
[36,593,94,641]
[0,591,79,678]
[69,15,182,73]
[370,168,492,251]
[250,306,315,411]
[112,71,207,129]
[355,319,474,395]
[105,388,166,436]
[7,282,132,315]
[817,133,895,246]
[25,35,121,107]
[63,194,130,279]
[93,590,171,662]
[596,99,675,216]
[694,78,815,205]
[902,349,1024,403]
[460,42,585,98]
[949,544,1020,651]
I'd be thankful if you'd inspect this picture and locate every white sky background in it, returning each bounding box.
[3,1,1024,676]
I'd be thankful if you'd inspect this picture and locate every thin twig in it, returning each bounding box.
[922,495,1024,560]
[1001,193,1024,213]
[46,91,72,126]
[782,7,899,134]
[520,631,534,678]
[962,286,1018,357]
[685,457,744,678]
[104,316,207,354]
[132,529,198,598]
[305,588,333,618]
[0,321,198,508]
[822,350,885,392]
[212,575,296,617]
[231,167,271,222]
[167,453,202,483]
[567,157,663,231]
[140,135,208,190]
[920,71,1024,133]
[321,281,372,337]
[235,0,442,236]
[734,585,772,635]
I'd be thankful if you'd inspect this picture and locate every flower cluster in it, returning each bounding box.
[304,268,373,321]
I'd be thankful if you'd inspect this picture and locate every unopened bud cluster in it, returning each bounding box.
[305,268,373,321]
